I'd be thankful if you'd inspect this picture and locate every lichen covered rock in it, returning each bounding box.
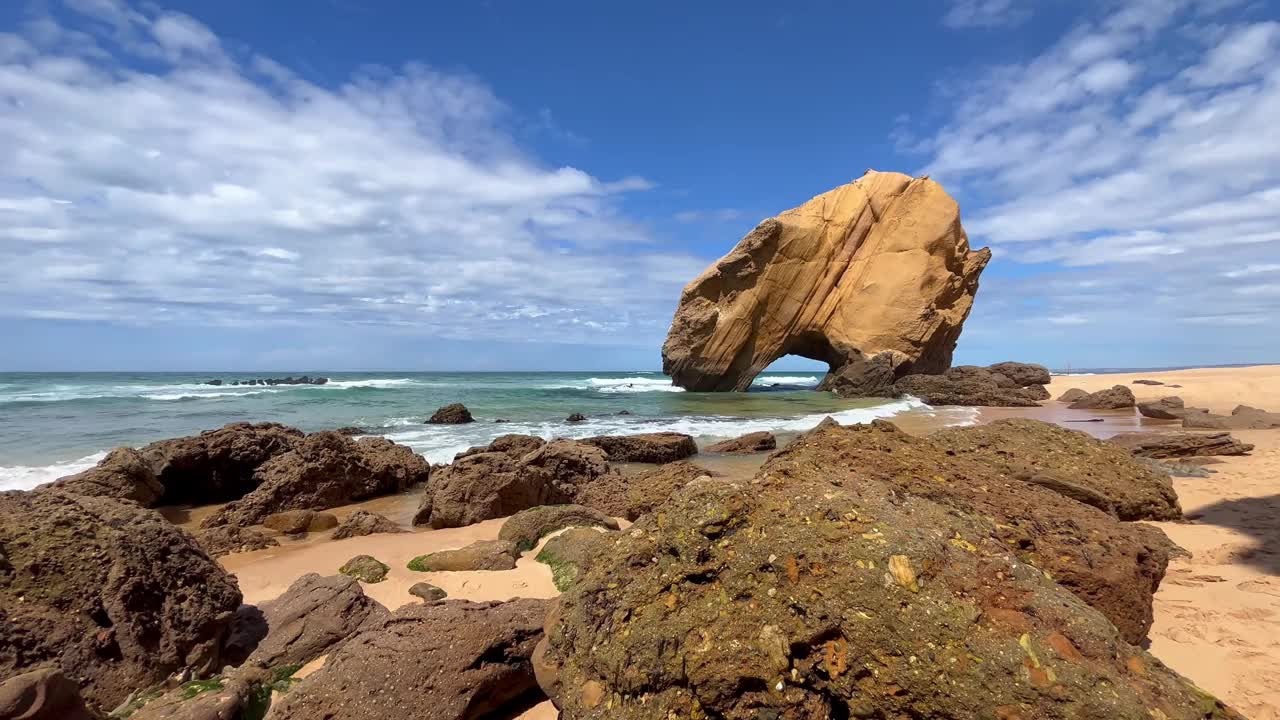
[536,527,614,591]
[574,461,710,521]
[338,555,390,584]
[408,540,519,572]
[498,505,620,553]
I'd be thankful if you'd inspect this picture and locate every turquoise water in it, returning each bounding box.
[0,371,964,490]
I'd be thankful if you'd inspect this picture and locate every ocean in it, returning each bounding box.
[0,371,977,491]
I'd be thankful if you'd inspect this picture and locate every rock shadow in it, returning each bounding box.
[1186,493,1280,575]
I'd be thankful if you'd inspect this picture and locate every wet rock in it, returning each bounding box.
[1057,387,1089,402]
[407,540,518,572]
[574,461,710,521]
[541,473,1235,720]
[331,426,364,436]
[580,432,697,463]
[1133,379,1165,385]
[0,490,242,711]
[535,527,613,591]
[1138,396,1191,420]
[454,434,545,461]
[1068,384,1136,409]
[1182,404,1280,430]
[338,555,389,584]
[48,448,165,506]
[498,505,620,553]
[193,525,279,558]
[1110,431,1255,458]
[201,433,429,528]
[565,412,587,422]
[262,509,339,534]
[0,667,97,720]
[426,403,474,424]
[814,352,896,398]
[330,510,406,540]
[247,573,387,668]
[409,582,448,603]
[417,440,608,529]
[203,379,223,386]
[271,599,549,720]
[704,431,777,454]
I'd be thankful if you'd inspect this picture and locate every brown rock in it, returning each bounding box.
[1110,431,1255,458]
[48,448,164,506]
[262,509,339,534]
[893,368,1043,406]
[126,666,273,720]
[201,432,429,528]
[540,473,1234,720]
[271,599,549,720]
[409,582,447,603]
[813,351,896,398]
[536,527,614,591]
[0,490,242,711]
[565,412,587,422]
[426,403,474,424]
[330,510,406,540]
[1182,405,1280,430]
[1057,387,1089,402]
[408,540,519,572]
[573,461,710,521]
[454,433,545,461]
[987,361,1051,387]
[1133,378,1165,385]
[580,432,697,463]
[497,504,620,552]
[338,555,389,583]
[1138,396,1190,420]
[193,525,279,558]
[1068,384,1137,409]
[0,668,97,720]
[662,171,990,392]
[704,431,777,453]
[246,573,387,668]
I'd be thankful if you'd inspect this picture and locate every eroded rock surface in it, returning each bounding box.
[574,461,710,521]
[893,366,1045,407]
[247,573,387,668]
[662,171,990,392]
[1068,385,1137,410]
[193,525,279,558]
[1182,405,1280,430]
[262,509,338,534]
[704,431,777,454]
[536,527,614,591]
[498,505,620,553]
[330,510,406,540]
[1138,396,1193,420]
[580,433,697,463]
[1111,431,1255,458]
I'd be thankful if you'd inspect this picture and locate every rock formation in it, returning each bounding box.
[662,171,990,392]
[704,430,778,453]
[262,509,339,534]
[580,432,697,463]
[330,510,406,540]
[338,555,389,583]
[1138,396,1195,420]
[193,525,279,558]
[1068,385,1136,410]
[407,540,520,572]
[893,363,1049,406]
[497,504,620,552]
[1111,431,1256,458]
[574,461,711,521]
[426,403,474,424]
[1182,404,1280,429]
[536,527,615,591]
[246,573,386,668]
[0,668,97,720]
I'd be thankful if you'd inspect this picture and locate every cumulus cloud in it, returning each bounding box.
[0,1,702,347]
[913,0,1280,361]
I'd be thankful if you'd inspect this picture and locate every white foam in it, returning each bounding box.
[752,375,819,386]
[0,378,417,403]
[0,451,108,491]
[321,378,417,389]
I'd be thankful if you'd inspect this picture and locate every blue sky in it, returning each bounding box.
[0,0,1277,372]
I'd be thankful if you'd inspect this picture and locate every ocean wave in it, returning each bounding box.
[321,378,417,389]
[538,377,685,393]
[751,375,819,386]
[0,378,416,404]
[0,451,108,491]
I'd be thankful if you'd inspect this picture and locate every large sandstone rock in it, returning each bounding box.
[246,573,387,668]
[201,432,429,528]
[662,171,990,392]
[766,421,1173,643]
[417,440,609,529]
[1068,384,1137,409]
[498,505,620,553]
[1110,431,1255,458]
[330,510,406,540]
[573,461,710,521]
[271,599,549,720]
[580,432,697,463]
[0,667,97,720]
[704,431,777,453]
[0,490,242,711]
[538,476,1236,720]
[1138,396,1191,420]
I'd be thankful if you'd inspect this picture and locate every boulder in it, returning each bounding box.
[193,526,279,558]
[580,432,697,463]
[0,490,242,711]
[767,420,1174,643]
[1068,384,1136,409]
[1110,431,1255,458]
[1057,387,1089,402]
[455,433,545,461]
[246,573,387,668]
[409,582,448,603]
[416,440,609,529]
[662,171,990,392]
[407,540,518,572]
[538,475,1234,720]
[139,422,303,506]
[565,413,587,422]
[893,368,1043,406]
[48,447,165,506]
[124,666,274,720]
[704,431,778,453]
[0,668,97,720]
[1182,404,1280,430]
[330,510,406,540]
[497,505,620,553]
[262,509,339,534]
[987,361,1051,387]
[930,419,1181,521]
[201,433,429,528]
[426,403,474,424]
[573,461,710,521]
[1138,396,1191,420]
[813,351,896,398]
[1133,379,1165,385]
[338,555,389,584]
[270,599,549,720]
[536,527,614,591]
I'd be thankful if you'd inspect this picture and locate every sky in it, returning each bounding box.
[0,0,1277,372]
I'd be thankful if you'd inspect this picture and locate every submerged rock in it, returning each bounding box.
[662,171,989,393]
[498,504,620,553]
[426,403,474,424]
[574,461,710,521]
[407,540,519,572]
[338,555,389,584]
[1111,431,1255,458]
[565,412,587,422]
[704,431,777,454]
[1068,384,1137,410]
[580,432,697,463]
[330,510,406,540]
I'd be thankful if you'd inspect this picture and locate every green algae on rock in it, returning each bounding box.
[338,555,389,583]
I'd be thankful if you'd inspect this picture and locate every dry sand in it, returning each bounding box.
[210,364,1280,718]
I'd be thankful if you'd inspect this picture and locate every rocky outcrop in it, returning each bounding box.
[271,599,549,720]
[193,526,279,558]
[662,171,990,392]
[1182,405,1280,430]
[1111,431,1256,458]
[536,527,614,591]
[338,555,389,583]
[704,431,777,453]
[987,360,1051,387]
[538,474,1234,720]
[0,668,97,720]
[580,432,697,463]
[416,440,609,529]
[1138,396,1193,420]
[455,434,545,461]
[246,573,387,668]
[48,447,165,506]
[497,505,620,552]
[893,364,1046,406]
[565,412,587,422]
[426,403,474,424]
[407,540,519,572]
[1068,384,1136,409]
[330,510,406,540]
[812,351,896,398]
[0,490,242,711]
[1057,387,1089,402]
[262,509,339,534]
[573,461,710,521]
[227,376,328,386]
[202,432,429,528]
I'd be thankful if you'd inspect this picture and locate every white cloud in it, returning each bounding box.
[942,0,1030,29]
[0,2,703,347]
[674,208,745,224]
[1183,21,1280,86]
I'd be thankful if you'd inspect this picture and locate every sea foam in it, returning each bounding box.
[0,451,108,491]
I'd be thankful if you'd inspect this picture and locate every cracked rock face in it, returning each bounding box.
[662,171,990,392]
